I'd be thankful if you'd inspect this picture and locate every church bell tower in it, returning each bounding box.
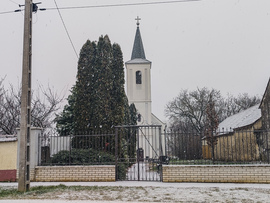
[126,17,152,124]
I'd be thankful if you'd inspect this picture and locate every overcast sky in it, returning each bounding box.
[1,0,270,122]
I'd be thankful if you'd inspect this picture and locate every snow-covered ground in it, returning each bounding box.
[1,181,270,202]
[127,162,160,181]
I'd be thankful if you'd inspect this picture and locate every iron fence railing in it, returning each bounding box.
[38,125,163,181]
[164,129,270,165]
[39,131,115,166]
[39,127,270,167]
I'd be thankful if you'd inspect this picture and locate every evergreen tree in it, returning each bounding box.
[72,40,97,133]
[55,89,75,135]
[94,35,113,130]
[123,96,131,126]
[128,103,137,160]
[111,43,126,126]
[56,35,131,134]
[129,103,138,125]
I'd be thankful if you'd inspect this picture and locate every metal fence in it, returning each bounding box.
[39,131,115,166]
[39,128,270,167]
[38,125,163,181]
[115,125,163,181]
[164,129,270,165]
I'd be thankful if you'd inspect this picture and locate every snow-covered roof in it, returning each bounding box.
[0,135,17,142]
[218,104,261,131]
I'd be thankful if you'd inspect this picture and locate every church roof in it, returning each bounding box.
[151,113,166,126]
[126,19,151,65]
[126,58,151,64]
[131,26,146,60]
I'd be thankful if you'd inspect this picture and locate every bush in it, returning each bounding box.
[50,148,115,165]
[117,163,127,180]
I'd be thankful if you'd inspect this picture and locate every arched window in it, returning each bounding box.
[136,71,142,84]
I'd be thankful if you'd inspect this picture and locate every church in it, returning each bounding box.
[125,17,165,129]
[125,17,166,160]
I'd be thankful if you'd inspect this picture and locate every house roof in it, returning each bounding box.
[0,135,17,142]
[218,104,261,131]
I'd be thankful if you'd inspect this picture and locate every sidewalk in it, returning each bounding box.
[1,181,270,189]
[1,181,270,203]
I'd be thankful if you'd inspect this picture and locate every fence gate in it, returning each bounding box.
[115,125,164,181]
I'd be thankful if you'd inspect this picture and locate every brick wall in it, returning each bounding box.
[163,165,270,183]
[34,165,115,182]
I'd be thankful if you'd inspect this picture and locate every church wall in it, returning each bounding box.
[126,63,152,125]
[126,63,151,102]
[125,20,166,160]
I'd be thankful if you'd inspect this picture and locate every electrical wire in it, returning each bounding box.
[8,0,19,5]
[53,0,79,59]
[46,0,201,11]
[0,0,200,15]
[0,10,17,15]
[0,0,201,56]
[0,0,20,14]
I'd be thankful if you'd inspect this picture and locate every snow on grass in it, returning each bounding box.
[1,184,270,202]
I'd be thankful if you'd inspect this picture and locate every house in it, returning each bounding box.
[218,104,261,131]
[202,104,262,161]
[259,78,270,130]
[0,134,17,182]
[258,78,270,159]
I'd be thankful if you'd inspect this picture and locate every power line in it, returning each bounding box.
[0,0,21,14]
[8,0,19,5]
[45,0,201,11]
[1,0,201,56]
[53,0,79,59]
[0,10,16,15]
[0,0,200,14]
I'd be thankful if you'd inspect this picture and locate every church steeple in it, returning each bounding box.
[131,16,146,60]
[126,16,152,125]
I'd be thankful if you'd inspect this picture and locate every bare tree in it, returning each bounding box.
[204,94,219,163]
[165,88,261,133]
[0,78,64,135]
[224,93,261,117]
[165,87,223,133]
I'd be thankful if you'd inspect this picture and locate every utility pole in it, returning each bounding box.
[18,0,32,192]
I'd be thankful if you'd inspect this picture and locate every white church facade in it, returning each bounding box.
[125,18,166,159]
[126,18,165,127]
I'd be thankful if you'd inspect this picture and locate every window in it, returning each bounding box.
[136,71,142,84]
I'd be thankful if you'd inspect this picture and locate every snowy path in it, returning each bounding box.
[1,182,270,202]
[127,162,160,181]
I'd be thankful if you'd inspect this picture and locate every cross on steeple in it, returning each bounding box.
[135,16,141,27]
